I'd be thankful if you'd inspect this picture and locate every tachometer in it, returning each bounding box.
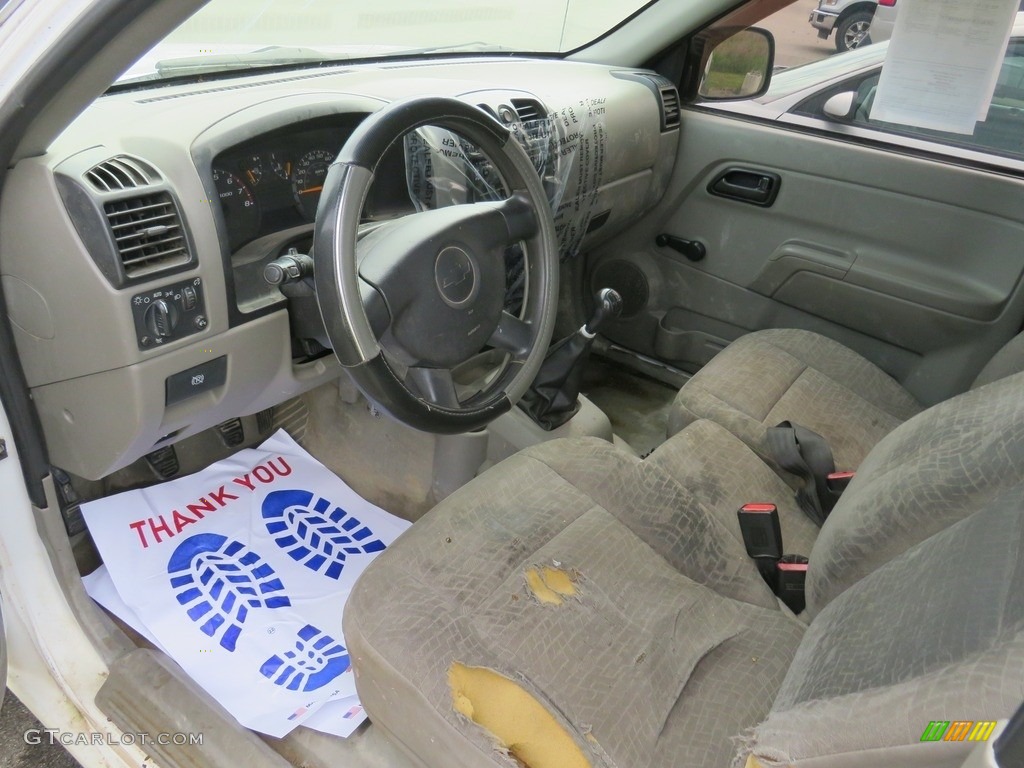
[212,167,260,250]
[292,148,335,221]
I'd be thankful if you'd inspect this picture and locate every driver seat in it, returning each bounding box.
[343,372,1024,768]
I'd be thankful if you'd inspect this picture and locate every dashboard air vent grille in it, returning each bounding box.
[659,85,681,129]
[104,192,191,276]
[85,156,157,192]
[511,98,544,123]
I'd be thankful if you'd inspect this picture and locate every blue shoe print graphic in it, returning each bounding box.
[262,489,386,580]
[259,624,350,692]
[167,533,292,652]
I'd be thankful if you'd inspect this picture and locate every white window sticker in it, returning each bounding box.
[871,0,1020,134]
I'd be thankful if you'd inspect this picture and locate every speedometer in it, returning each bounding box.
[212,167,260,250]
[292,148,335,221]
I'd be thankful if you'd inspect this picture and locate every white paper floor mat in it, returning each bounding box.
[82,429,410,738]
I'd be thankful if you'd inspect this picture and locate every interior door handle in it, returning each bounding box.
[708,168,781,207]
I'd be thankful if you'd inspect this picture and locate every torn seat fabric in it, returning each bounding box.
[344,438,805,768]
[344,371,1024,768]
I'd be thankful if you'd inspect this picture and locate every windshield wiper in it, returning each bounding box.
[153,46,346,78]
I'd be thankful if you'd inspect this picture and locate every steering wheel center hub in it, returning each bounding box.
[435,246,477,307]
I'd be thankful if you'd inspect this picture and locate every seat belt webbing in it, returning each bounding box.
[766,421,836,527]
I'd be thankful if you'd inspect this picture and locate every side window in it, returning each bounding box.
[706,2,1024,164]
[789,40,1024,159]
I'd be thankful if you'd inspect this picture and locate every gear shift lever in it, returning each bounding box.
[521,288,623,430]
[583,287,625,338]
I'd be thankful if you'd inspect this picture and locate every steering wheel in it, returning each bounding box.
[312,96,559,434]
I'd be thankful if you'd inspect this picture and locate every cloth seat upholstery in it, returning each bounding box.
[669,327,1024,473]
[343,372,1024,768]
[344,439,804,768]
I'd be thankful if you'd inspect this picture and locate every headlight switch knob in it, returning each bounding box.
[144,298,178,339]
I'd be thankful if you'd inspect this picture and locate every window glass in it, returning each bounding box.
[710,1,1024,163]
[789,38,1024,159]
[117,0,653,84]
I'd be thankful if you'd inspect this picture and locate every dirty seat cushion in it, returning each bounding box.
[644,418,819,559]
[344,440,805,768]
[344,372,1024,768]
[668,328,922,473]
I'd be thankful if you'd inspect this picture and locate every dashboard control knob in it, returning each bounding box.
[144,299,178,338]
[182,285,198,311]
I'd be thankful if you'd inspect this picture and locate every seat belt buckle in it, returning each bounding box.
[827,471,855,495]
[738,503,783,586]
[776,555,809,614]
[737,503,783,559]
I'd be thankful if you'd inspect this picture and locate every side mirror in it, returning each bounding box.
[697,27,775,101]
[823,91,857,119]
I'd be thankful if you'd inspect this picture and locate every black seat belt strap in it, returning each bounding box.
[766,421,836,526]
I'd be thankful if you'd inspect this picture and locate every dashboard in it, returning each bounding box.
[0,57,681,480]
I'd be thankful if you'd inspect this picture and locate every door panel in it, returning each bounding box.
[588,109,1024,405]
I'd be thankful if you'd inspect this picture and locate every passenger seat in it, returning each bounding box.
[669,327,1024,473]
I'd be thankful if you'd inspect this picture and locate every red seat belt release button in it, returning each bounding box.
[777,555,809,614]
[827,471,855,494]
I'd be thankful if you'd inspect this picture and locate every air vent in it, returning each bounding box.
[658,85,681,130]
[510,98,545,123]
[476,103,499,120]
[104,192,191,277]
[84,155,158,192]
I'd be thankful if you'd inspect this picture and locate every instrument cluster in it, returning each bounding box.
[210,113,368,251]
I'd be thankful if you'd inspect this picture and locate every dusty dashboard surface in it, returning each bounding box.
[0,57,680,480]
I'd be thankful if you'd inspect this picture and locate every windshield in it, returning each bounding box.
[117,0,654,84]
